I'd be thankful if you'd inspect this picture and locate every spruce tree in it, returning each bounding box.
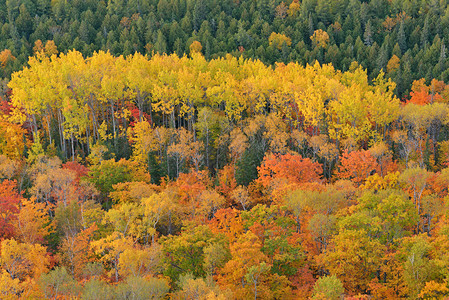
[363,20,373,46]
[421,15,429,48]
[398,20,407,53]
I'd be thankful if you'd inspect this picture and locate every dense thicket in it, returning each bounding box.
[2,0,449,96]
[8,51,407,174]
[1,50,449,298]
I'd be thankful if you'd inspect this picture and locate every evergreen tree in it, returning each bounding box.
[397,20,406,54]
[308,13,314,37]
[438,39,446,73]
[421,15,429,48]
[193,0,207,32]
[154,30,167,54]
[363,20,373,46]
[377,43,389,72]
[235,143,265,187]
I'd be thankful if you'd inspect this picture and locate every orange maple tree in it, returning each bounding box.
[257,153,322,187]
[0,180,23,239]
[336,150,379,186]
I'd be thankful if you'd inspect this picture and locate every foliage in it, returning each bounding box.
[3,4,449,296]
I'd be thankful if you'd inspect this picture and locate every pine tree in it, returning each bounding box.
[363,20,373,46]
[154,30,167,54]
[235,143,264,186]
[376,43,389,72]
[397,20,406,54]
[438,39,446,72]
[421,15,429,48]
[193,0,207,32]
[308,14,314,37]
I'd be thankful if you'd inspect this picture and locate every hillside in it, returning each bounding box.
[2,0,449,299]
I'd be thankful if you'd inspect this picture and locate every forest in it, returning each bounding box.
[2,0,449,299]
[2,0,449,97]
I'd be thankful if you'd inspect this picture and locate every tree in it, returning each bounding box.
[420,16,429,48]
[196,189,226,221]
[118,243,164,278]
[115,275,169,299]
[218,231,267,298]
[203,241,230,277]
[0,239,50,281]
[387,55,401,73]
[245,262,271,300]
[311,29,330,49]
[161,223,223,282]
[338,190,418,245]
[0,49,15,70]
[141,191,173,243]
[14,197,52,244]
[397,21,406,53]
[257,153,322,188]
[274,2,288,19]
[154,30,167,54]
[88,159,150,200]
[60,224,98,278]
[418,281,449,299]
[268,32,292,50]
[399,167,431,233]
[0,121,27,160]
[317,229,385,294]
[216,165,238,202]
[189,40,203,54]
[33,40,58,57]
[104,201,143,240]
[400,235,439,299]
[196,107,219,171]
[0,268,22,299]
[408,79,432,105]
[363,20,373,46]
[230,185,251,211]
[167,128,203,177]
[312,275,344,300]
[308,213,337,253]
[81,279,114,300]
[235,143,264,186]
[192,0,207,31]
[128,120,158,170]
[173,273,227,299]
[336,150,379,186]
[218,230,291,299]
[0,180,22,239]
[38,267,80,299]
[209,208,244,243]
[287,0,300,17]
[285,189,317,233]
[90,232,134,282]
